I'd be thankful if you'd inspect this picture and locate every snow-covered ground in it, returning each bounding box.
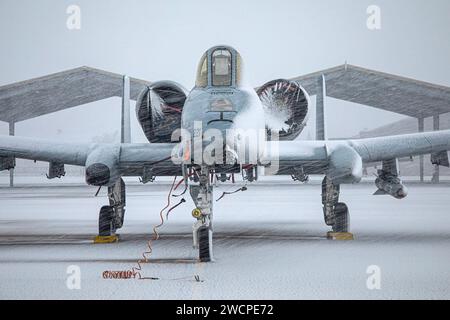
[0,179,449,299]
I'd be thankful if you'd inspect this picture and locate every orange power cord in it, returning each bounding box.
[102,174,206,282]
[103,176,182,280]
[131,176,178,280]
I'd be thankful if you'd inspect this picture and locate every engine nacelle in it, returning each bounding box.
[136,81,188,143]
[85,145,120,187]
[257,79,309,141]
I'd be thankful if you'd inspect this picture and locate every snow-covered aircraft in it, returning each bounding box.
[1,45,450,261]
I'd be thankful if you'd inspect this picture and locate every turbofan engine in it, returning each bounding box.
[257,79,309,141]
[136,81,188,143]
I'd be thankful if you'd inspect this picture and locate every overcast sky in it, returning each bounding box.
[1,0,449,142]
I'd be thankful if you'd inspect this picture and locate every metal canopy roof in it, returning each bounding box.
[0,67,150,123]
[1,64,450,123]
[290,64,450,119]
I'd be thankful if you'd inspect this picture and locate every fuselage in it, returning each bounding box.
[180,46,266,168]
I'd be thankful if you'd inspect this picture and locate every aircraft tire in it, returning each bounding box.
[333,202,349,233]
[99,205,115,236]
[198,226,213,262]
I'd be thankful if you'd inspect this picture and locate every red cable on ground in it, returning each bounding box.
[102,174,204,282]
[103,176,178,280]
[133,176,177,279]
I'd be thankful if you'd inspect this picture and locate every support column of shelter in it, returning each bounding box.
[432,115,440,183]
[121,75,131,144]
[316,74,326,141]
[9,121,14,187]
[418,117,424,183]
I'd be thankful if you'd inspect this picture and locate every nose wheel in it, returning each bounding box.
[192,205,214,262]
[198,225,213,262]
[190,168,214,262]
[192,206,214,262]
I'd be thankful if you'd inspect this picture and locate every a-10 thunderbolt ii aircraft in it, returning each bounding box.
[1,45,450,262]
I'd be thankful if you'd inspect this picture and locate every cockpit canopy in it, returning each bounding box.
[195,46,243,88]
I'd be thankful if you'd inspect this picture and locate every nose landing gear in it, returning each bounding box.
[190,168,214,262]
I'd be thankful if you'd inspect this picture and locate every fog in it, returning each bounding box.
[1,0,450,142]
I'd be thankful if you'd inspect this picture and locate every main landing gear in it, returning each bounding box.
[190,167,214,262]
[321,176,354,240]
[94,178,126,243]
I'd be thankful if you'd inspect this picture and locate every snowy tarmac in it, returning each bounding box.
[0,179,449,299]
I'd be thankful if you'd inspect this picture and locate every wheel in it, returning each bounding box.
[198,226,213,262]
[332,202,349,233]
[99,205,115,236]
[323,207,334,226]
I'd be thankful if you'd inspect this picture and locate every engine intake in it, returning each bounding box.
[136,81,187,143]
[257,79,309,141]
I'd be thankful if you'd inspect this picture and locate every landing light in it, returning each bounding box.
[192,208,203,219]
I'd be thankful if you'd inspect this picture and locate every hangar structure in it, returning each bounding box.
[289,64,450,183]
[0,67,151,187]
[1,64,450,186]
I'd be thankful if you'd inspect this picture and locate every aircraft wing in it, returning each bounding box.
[0,135,90,166]
[348,130,450,163]
[263,130,450,181]
[119,143,181,176]
[263,140,329,175]
[0,135,180,179]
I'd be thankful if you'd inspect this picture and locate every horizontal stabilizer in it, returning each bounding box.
[373,189,387,196]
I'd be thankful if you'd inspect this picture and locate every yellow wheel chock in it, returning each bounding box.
[93,235,120,244]
[327,232,354,241]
